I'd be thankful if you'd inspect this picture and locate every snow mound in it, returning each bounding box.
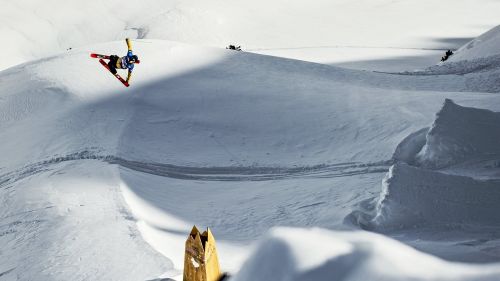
[416,99,500,169]
[231,227,500,281]
[451,25,500,62]
[361,100,500,231]
[373,163,500,229]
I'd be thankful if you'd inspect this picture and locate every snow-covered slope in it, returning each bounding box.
[2,36,500,279]
[3,2,500,279]
[418,25,500,88]
[3,0,500,71]
[0,160,172,280]
[450,25,500,62]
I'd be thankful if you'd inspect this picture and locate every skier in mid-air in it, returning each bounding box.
[107,38,139,84]
[90,38,140,87]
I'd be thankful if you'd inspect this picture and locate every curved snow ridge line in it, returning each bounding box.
[0,151,391,185]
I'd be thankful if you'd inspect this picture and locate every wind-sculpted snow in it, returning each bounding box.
[416,99,500,169]
[231,228,500,281]
[374,163,500,229]
[353,100,500,238]
[391,127,428,164]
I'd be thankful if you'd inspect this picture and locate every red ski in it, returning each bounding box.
[90,53,110,59]
[98,59,129,87]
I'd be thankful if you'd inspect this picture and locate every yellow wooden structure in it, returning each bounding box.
[183,226,222,281]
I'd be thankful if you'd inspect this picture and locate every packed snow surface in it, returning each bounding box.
[2,1,500,281]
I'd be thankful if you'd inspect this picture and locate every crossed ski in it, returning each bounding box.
[90,53,140,87]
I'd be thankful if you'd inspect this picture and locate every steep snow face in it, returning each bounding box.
[347,100,500,261]
[232,228,500,281]
[374,163,500,228]
[375,99,500,228]
[416,99,500,169]
[450,25,500,62]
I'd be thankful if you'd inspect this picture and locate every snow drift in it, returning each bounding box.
[231,227,500,281]
[416,99,500,169]
[363,100,500,231]
[373,163,500,229]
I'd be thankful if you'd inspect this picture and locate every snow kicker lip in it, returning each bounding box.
[0,151,391,185]
[346,100,500,233]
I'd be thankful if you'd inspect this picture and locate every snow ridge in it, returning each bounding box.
[417,99,500,169]
[361,100,500,231]
[374,162,500,228]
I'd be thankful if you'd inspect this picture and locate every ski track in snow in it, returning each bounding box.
[0,150,391,186]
